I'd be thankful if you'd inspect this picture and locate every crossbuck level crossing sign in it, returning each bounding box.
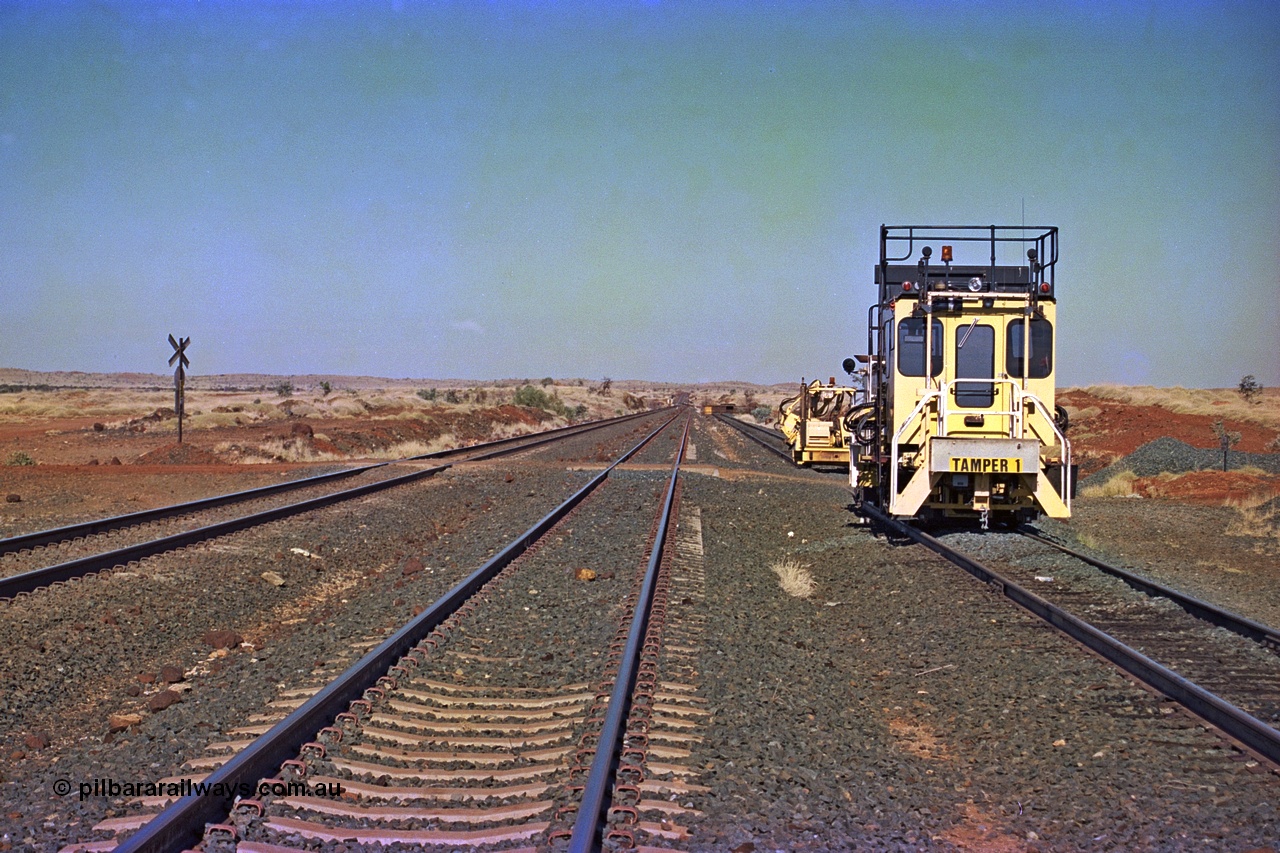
[168,334,189,444]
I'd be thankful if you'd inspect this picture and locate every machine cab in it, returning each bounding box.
[860,226,1072,525]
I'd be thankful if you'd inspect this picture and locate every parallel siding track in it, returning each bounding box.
[0,410,665,600]
[861,503,1280,768]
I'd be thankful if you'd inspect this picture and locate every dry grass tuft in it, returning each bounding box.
[214,437,344,464]
[368,437,458,459]
[1226,504,1280,539]
[184,411,247,430]
[1067,405,1102,422]
[317,397,369,417]
[1073,532,1107,552]
[1079,471,1140,498]
[1225,492,1280,539]
[771,558,816,598]
[489,420,549,440]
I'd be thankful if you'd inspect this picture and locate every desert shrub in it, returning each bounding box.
[752,405,771,423]
[444,389,460,404]
[540,377,554,387]
[319,381,332,396]
[274,381,294,398]
[513,385,550,408]
[514,385,565,414]
[5,450,36,466]
[514,385,579,419]
[417,388,437,402]
[1238,375,1263,405]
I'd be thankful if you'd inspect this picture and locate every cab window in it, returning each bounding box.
[1007,318,1053,379]
[955,323,995,408]
[897,318,943,377]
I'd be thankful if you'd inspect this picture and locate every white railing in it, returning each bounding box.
[888,380,1072,512]
[888,389,940,505]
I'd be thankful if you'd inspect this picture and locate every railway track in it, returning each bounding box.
[721,411,1280,764]
[711,414,791,462]
[72,411,708,852]
[860,502,1280,768]
[1018,527,1280,651]
[0,410,665,599]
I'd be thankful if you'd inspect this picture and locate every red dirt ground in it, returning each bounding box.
[1059,390,1278,458]
[1131,470,1280,505]
[1059,389,1280,503]
[0,404,553,469]
[0,402,561,535]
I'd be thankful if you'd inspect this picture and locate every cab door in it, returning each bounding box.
[946,320,1001,435]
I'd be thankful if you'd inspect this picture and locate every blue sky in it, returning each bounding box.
[2,1,1277,387]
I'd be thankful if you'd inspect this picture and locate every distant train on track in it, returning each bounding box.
[844,225,1074,527]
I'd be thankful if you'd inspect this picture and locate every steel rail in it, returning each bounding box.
[0,464,381,556]
[447,407,666,465]
[112,410,682,853]
[403,407,662,464]
[712,413,792,462]
[860,502,1280,767]
[0,409,669,600]
[569,415,690,852]
[0,408,660,557]
[1019,529,1280,652]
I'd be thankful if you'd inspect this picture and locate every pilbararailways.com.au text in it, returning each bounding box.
[56,777,342,801]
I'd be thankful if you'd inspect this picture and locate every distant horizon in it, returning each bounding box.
[0,365,784,390]
[0,365,1271,395]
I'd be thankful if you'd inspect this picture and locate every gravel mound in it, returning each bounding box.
[1083,436,1280,485]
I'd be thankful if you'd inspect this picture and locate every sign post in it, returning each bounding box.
[168,335,190,444]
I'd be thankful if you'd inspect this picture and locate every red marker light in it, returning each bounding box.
[1039,282,1051,293]
[902,281,914,292]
